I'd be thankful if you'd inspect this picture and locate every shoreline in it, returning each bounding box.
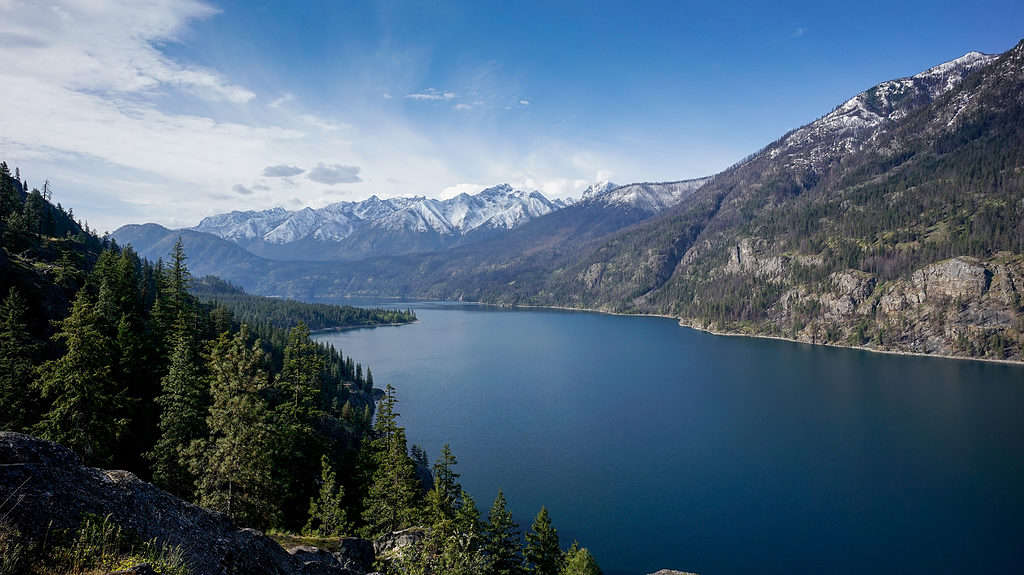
[309,319,418,334]
[313,296,1023,366]
[478,301,1024,367]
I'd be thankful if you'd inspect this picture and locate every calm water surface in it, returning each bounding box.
[313,301,1024,575]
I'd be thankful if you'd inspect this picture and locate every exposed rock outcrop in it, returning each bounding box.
[0,432,358,575]
[761,255,1024,358]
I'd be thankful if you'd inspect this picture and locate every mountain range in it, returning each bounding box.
[114,39,1024,361]
[191,184,572,261]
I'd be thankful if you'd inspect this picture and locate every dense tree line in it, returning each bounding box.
[191,275,415,333]
[0,163,602,574]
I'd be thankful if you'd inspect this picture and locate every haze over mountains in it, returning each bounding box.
[115,40,1024,361]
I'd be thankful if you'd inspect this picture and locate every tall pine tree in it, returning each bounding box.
[187,328,278,528]
[149,327,208,498]
[525,506,564,575]
[34,290,127,465]
[485,490,525,575]
[0,288,38,431]
[361,384,422,537]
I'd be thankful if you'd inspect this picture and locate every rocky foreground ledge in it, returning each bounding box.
[0,432,373,575]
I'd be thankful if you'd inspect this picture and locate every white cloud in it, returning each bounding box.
[453,103,473,111]
[519,99,530,106]
[0,0,644,232]
[406,89,456,101]
[269,93,295,108]
[263,164,305,177]
[0,0,253,103]
[307,163,362,185]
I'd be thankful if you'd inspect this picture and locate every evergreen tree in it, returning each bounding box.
[560,542,601,575]
[34,290,127,465]
[361,385,422,537]
[0,288,38,431]
[525,506,563,575]
[149,328,208,497]
[304,455,349,536]
[394,488,487,575]
[484,490,525,575]
[188,328,278,528]
[273,322,327,527]
[427,443,461,523]
[0,161,18,219]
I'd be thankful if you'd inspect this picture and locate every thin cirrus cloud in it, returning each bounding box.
[307,163,362,185]
[263,164,305,177]
[406,89,456,101]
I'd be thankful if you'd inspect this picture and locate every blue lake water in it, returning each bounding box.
[312,301,1024,575]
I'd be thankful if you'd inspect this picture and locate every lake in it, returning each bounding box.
[312,301,1024,575]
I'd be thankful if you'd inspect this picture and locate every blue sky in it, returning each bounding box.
[0,0,1021,232]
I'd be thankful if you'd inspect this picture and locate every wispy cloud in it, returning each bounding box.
[269,93,295,108]
[307,163,362,185]
[232,183,254,195]
[263,164,304,177]
[519,99,530,106]
[406,89,456,101]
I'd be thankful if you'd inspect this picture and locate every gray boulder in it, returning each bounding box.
[0,432,350,575]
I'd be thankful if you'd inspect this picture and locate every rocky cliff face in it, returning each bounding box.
[721,253,1024,358]
[0,433,372,575]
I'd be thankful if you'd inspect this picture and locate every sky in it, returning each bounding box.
[0,1,1022,233]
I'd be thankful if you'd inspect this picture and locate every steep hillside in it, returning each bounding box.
[513,41,1024,360]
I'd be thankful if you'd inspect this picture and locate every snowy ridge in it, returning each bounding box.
[769,51,998,168]
[582,178,710,213]
[194,184,563,244]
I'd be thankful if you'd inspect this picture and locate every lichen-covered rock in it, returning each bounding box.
[334,537,375,573]
[0,432,349,575]
[373,527,425,557]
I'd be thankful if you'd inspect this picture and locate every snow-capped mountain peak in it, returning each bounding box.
[193,184,563,246]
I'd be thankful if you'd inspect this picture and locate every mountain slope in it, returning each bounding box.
[507,41,1024,359]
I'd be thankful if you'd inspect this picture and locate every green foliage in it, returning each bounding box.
[525,506,564,575]
[426,443,461,524]
[361,385,424,538]
[51,513,190,575]
[191,275,415,332]
[0,288,38,431]
[188,328,279,529]
[392,489,487,575]
[484,490,525,575]
[561,542,601,575]
[305,455,349,537]
[149,328,208,498]
[34,290,128,466]
[0,519,28,575]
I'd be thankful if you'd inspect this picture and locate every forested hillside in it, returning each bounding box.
[0,165,601,574]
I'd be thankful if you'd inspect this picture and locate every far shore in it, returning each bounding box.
[490,301,1024,367]
[305,296,1024,366]
[309,319,418,335]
